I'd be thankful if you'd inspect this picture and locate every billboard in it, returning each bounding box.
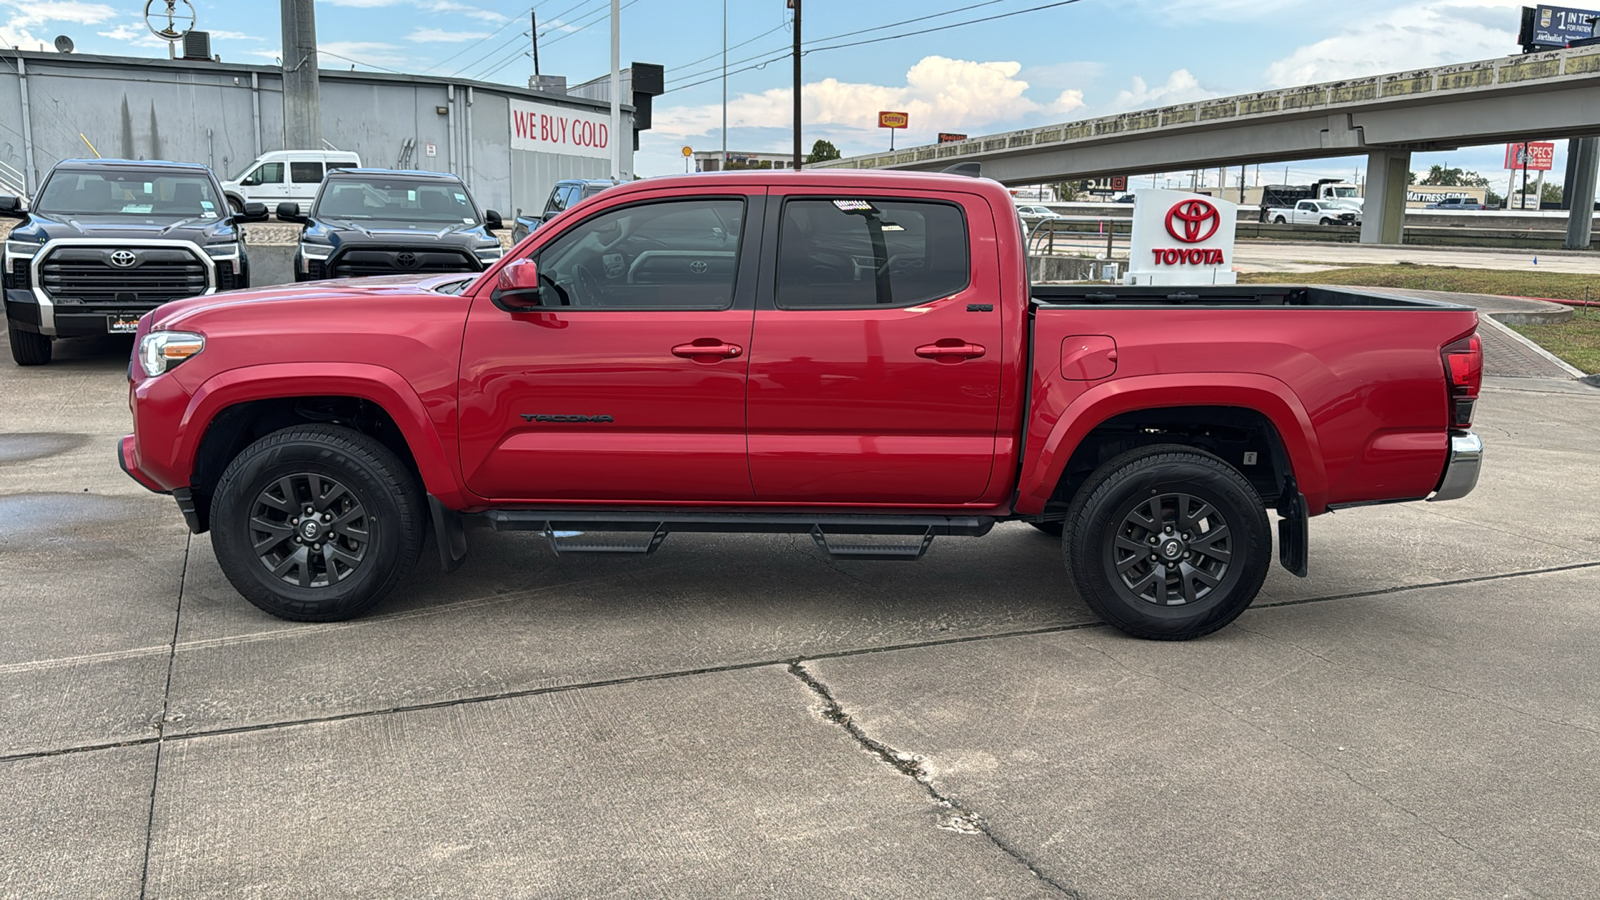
[1505,141,1556,170]
[878,111,909,129]
[937,132,968,143]
[1519,4,1600,49]
[509,98,613,159]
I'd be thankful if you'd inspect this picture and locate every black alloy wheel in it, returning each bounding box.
[211,425,423,621]
[1065,445,1270,641]
[249,472,370,588]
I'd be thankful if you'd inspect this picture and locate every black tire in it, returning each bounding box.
[1064,445,1270,641]
[210,425,423,622]
[227,195,244,215]
[1029,521,1065,537]
[7,318,51,366]
[1319,218,1332,226]
[1273,216,1287,225]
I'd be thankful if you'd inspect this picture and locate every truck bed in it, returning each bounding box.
[1031,284,1470,310]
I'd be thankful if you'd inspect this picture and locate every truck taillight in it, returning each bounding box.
[1442,333,1482,429]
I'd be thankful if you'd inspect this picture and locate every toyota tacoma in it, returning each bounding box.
[119,169,1484,640]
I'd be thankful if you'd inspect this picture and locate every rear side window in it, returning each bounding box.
[290,161,324,183]
[776,198,969,309]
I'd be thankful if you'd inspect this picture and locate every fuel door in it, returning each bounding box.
[1061,335,1118,381]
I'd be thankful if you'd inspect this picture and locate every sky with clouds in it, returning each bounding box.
[0,0,1567,186]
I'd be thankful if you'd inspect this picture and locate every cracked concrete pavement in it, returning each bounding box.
[2,334,1599,898]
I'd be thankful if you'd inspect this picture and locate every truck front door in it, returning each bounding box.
[745,190,1002,504]
[458,190,762,502]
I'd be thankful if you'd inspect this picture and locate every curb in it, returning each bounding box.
[1480,315,1588,380]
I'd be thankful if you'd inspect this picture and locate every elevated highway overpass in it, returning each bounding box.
[814,46,1600,248]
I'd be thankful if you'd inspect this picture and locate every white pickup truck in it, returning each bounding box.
[1266,200,1360,226]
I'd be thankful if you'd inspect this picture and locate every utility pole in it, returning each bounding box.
[280,0,322,150]
[721,0,727,171]
[791,0,802,169]
[531,11,540,77]
[610,0,621,180]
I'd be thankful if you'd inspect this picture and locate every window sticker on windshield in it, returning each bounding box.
[833,200,874,211]
[201,201,214,209]
[881,224,905,232]
[453,193,467,202]
[123,205,154,214]
[463,218,474,224]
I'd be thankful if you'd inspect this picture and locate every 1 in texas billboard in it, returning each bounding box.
[1519,5,1600,49]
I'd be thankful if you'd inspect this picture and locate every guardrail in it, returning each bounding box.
[1026,216,1129,259]
[0,159,25,204]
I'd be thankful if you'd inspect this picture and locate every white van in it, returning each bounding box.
[221,150,361,214]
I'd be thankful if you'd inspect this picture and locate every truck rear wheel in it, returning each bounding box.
[1064,445,1270,640]
[210,425,423,622]
[1272,216,1287,224]
[7,319,51,366]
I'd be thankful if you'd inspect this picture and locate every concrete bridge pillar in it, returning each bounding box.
[1361,149,1411,245]
[1564,137,1598,251]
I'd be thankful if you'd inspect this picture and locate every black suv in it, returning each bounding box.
[1,159,267,365]
[280,169,504,281]
[511,178,615,243]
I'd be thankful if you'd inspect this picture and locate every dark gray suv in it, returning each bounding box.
[511,178,615,242]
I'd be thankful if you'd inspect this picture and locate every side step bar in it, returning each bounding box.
[476,510,995,559]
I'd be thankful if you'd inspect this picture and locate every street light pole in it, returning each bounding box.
[610,0,621,180]
[792,0,802,169]
[721,0,727,171]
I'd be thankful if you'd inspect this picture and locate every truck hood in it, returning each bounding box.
[148,273,478,331]
[15,213,238,245]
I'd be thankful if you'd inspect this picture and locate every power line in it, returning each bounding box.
[422,4,533,74]
[804,0,1084,54]
[667,20,788,73]
[473,0,645,83]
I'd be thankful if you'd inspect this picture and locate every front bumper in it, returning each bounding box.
[1428,431,1482,502]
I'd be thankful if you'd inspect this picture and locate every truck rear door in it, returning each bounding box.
[745,189,1002,504]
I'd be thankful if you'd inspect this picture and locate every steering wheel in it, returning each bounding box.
[573,263,602,306]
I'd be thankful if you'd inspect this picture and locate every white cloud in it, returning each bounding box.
[1,1,116,27]
[322,0,507,21]
[208,30,263,42]
[1108,70,1216,110]
[318,40,407,68]
[408,27,491,43]
[1266,0,1523,86]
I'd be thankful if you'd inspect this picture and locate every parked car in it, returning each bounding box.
[511,178,615,242]
[220,149,361,215]
[1015,204,1061,225]
[1,158,266,365]
[1266,200,1359,226]
[277,169,504,281]
[119,168,1483,641]
[1426,197,1490,211]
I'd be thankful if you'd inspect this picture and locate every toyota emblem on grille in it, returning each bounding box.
[689,260,709,275]
[395,251,418,269]
[109,250,138,268]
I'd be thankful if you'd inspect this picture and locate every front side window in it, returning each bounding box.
[776,198,969,310]
[533,198,744,310]
[242,163,284,186]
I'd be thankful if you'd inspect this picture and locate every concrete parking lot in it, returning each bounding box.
[3,331,1598,898]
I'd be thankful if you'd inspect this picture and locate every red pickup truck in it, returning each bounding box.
[119,170,1483,640]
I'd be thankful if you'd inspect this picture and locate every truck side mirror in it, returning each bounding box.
[0,196,21,218]
[237,202,270,223]
[276,202,306,223]
[491,260,544,312]
[483,209,503,231]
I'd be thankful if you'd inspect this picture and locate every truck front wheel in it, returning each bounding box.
[7,318,51,366]
[1064,445,1270,640]
[210,425,424,622]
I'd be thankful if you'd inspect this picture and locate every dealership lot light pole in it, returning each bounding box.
[611,0,622,180]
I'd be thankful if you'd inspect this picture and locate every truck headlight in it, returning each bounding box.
[203,242,240,259]
[300,242,332,261]
[475,245,505,263]
[138,331,205,377]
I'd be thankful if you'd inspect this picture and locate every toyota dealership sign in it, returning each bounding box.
[1125,189,1239,286]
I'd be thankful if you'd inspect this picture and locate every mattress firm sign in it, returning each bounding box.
[510,98,612,159]
[1125,189,1239,286]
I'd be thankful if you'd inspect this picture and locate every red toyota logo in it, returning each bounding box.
[1166,199,1221,244]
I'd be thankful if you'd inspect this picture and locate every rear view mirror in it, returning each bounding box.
[484,209,504,231]
[491,260,543,312]
[276,202,305,223]
[237,202,269,223]
[0,195,21,217]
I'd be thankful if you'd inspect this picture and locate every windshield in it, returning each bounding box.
[1331,186,1358,198]
[313,176,480,225]
[36,169,223,219]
